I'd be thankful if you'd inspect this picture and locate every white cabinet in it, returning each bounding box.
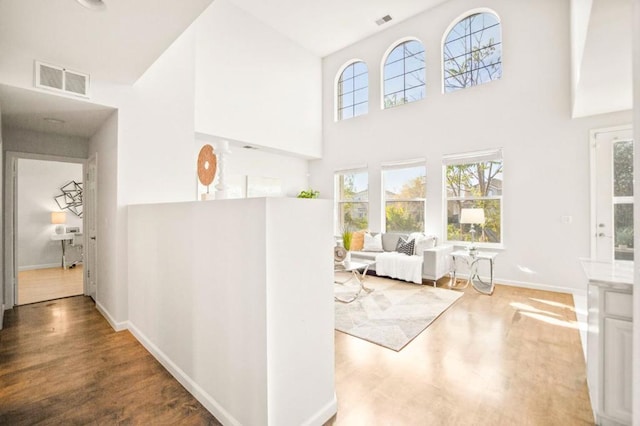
[587,283,633,426]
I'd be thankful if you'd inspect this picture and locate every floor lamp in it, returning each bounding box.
[460,208,485,255]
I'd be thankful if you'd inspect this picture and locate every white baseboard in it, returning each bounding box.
[95,301,128,332]
[127,321,242,426]
[495,277,587,297]
[303,393,338,426]
[0,303,4,330]
[18,263,60,272]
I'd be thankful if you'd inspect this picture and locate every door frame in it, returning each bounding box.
[3,151,86,309]
[84,153,98,301]
[589,124,633,260]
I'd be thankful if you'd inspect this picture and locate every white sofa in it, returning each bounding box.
[349,232,453,285]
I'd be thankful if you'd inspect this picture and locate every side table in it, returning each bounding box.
[450,249,498,295]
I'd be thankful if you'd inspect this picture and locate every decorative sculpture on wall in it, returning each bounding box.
[54,180,83,217]
[197,144,217,200]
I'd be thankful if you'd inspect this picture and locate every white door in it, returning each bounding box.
[85,155,98,300]
[593,127,633,261]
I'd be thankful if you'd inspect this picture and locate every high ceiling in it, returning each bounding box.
[0,0,213,84]
[0,0,632,140]
[229,0,449,57]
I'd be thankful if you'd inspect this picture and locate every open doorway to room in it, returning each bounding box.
[14,157,85,305]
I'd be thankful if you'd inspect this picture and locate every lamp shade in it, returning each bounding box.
[460,208,485,225]
[51,211,67,225]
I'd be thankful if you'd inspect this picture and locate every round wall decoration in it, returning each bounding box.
[197,144,217,187]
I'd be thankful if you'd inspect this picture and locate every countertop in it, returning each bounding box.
[580,258,634,289]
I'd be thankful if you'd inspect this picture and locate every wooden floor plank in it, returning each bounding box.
[17,266,83,305]
[0,296,220,425]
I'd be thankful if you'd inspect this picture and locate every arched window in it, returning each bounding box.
[337,61,368,120]
[382,39,425,108]
[443,11,502,93]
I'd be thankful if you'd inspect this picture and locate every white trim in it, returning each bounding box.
[380,36,425,110]
[18,263,60,272]
[380,158,426,169]
[301,393,338,426]
[95,301,128,332]
[127,321,243,426]
[333,164,367,174]
[440,8,502,94]
[442,147,503,164]
[4,151,86,310]
[334,59,368,122]
[496,277,587,297]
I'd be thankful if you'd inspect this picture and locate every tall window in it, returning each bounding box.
[335,169,369,233]
[444,150,503,244]
[383,39,425,108]
[613,140,633,260]
[383,163,426,233]
[443,11,502,93]
[337,61,368,120]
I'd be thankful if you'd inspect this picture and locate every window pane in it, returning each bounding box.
[339,172,368,200]
[405,85,425,103]
[404,40,424,57]
[339,202,369,231]
[354,87,367,104]
[340,92,354,108]
[353,61,367,76]
[353,73,368,90]
[384,75,404,95]
[384,166,426,199]
[384,60,404,80]
[406,71,425,89]
[386,46,404,64]
[444,13,501,91]
[405,55,425,74]
[614,140,633,197]
[341,65,354,80]
[445,161,503,197]
[340,78,353,94]
[384,93,403,108]
[386,201,424,232]
[353,102,368,117]
[339,107,353,120]
[447,199,501,243]
[614,203,634,260]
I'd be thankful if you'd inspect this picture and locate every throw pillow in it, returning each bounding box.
[397,238,415,256]
[413,235,437,255]
[350,231,365,251]
[363,232,383,252]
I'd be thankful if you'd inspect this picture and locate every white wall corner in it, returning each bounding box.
[95,301,128,332]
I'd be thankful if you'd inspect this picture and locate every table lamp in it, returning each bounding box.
[51,211,67,235]
[460,208,485,254]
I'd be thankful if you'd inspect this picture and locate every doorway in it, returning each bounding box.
[4,153,89,306]
[591,125,634,262]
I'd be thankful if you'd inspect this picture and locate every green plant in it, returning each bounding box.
[341,229,353,251]
[297,189,319,199]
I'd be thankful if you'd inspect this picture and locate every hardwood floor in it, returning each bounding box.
[0,296,220,425]
[328,276,594,425]
[1,278,593,425]
[17,266,84,305]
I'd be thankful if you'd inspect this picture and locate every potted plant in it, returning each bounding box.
[296,189,319,199]
[341,229,353,251]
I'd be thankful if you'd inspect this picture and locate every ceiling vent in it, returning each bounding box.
[35,61,90,98]
[375,15,392,26]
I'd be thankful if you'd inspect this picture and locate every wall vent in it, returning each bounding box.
[35,61,90,98]
[375,15,392,26]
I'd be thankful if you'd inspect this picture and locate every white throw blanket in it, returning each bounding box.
[374,252,423,284]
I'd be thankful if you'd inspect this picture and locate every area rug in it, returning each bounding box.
[334,277,463,351]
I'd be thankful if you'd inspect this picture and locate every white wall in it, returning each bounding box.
[88,111,120,324]
[195,137,310,199]
[309,0,632,293]
[2,127,88,159]
[194,0,322,158]
[128,198,336,426]
[16,159,82,270]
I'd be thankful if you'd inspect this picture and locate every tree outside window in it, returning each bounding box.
[445,154,503,244]
[335,170,368,234]
[383,165,426,233]
[383,40,425,108]
[443,12,502,93]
